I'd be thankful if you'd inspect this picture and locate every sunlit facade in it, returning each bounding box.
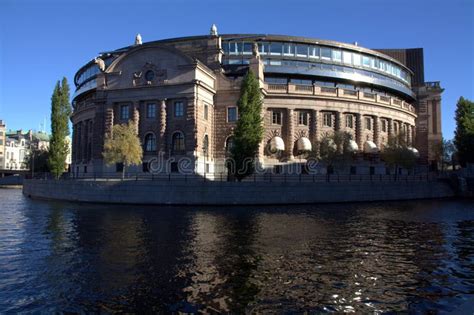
[70,28,442,177]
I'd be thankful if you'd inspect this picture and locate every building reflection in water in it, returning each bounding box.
[6,194,472,313]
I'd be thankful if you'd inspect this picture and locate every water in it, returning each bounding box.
[1,189,473,313]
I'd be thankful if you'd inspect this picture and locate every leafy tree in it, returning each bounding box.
[381,132,416,176]
[229,70,264,181]
[454,97,474,167]
[433,138,456,171]
[103,122,143,179]
[27,148,50,175]
[319,131,354,174]
[48,78,71,179]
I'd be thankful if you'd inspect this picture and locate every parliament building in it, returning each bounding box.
[71,26,443,176]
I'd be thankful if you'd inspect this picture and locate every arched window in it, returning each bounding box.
[225,136,235,154]
[144,133,156,152]
[203,135,209,157]
[172,131,185,154]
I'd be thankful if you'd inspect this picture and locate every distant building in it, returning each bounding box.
[0,120,6,169]
[69,29,443,176]
[3,136,28,170]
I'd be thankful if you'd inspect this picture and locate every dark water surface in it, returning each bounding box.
[1,189,474,313]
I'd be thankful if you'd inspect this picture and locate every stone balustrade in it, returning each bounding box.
[265,83,416,114]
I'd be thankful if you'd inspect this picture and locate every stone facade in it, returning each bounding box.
[70,32,433,177]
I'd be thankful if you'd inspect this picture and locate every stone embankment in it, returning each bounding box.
[23,178,455,205]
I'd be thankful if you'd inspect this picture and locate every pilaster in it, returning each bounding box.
[286,108,295,160]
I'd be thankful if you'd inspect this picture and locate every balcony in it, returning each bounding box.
[265,83,416,114]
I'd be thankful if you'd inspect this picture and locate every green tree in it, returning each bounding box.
[102,122,143,179]
[48,78,71,179]
[318,131,354,174]
[229,70,264,181]
[433,138,456,171]
[381,132,417,176]
[454,97,474,167]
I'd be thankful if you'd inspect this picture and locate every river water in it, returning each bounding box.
[1,189,473,313]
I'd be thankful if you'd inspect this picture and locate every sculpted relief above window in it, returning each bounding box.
[132,62,167,87]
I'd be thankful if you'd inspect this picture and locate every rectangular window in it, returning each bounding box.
[298,112,308,125]
[362,55,371,67]
[309,46,320,59]
[204,104,209,120]
[345,115,353,128]
[120,105,129,120]
[323,113,332,127]
[296,45,308,57]
[0,139,3,146]
[381,120,387,132]
[283,43,294,56]
[321,47,331,60]
[227,107,237,122]
[353,53,361,66]
[258,42,269,54]
[116,162,124,173]
[365,117,372,130]
[229,42,242,55]
[174,101,184,117]
[242,42,252,55]
[146,103,156,118]
[332,50,342,62]
[343,51,352,65]
[272,111,282,125]
[142,162,149,172]
[270,42,282,55]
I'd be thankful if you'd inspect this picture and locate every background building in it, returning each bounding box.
[70,27,442,176]
[0,120,6,169]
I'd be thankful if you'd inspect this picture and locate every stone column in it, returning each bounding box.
[335,111,342,131]
[373,116,380,147]
[387,118,394,137]
[407,124,413,146]
[286,108,294,160]
[132,102,140,134]
[355,113,363,150]
[72,124,78,163]
[310,109,318,147]
[159,99,167,153]
[104,107,114,137]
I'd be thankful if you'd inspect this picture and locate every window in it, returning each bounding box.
[144,133,156,152]
[298,112,308,125]
[346,115,353,128]
[309,46,320,59]
[323,113,332,127]
[203,135,209,157]
[172,132,185,153]
[381,120,387,132]
[145,70,155,81]
[258,42,269,54]
[120,105,129,120]
[283,43,294,56]
[204,104,209,120]
[296,45,308,57]
[272,111,282,125]
[225,136,235,153]
[142,162,149,172]
[228,42,242,55]
[365,117,372,130]
[242,42,252,55]
[146,103,156,118]
[170,162,179,173]
[362,55,371,67]
[394,123,398,134]
[270,42,282,55]
[332,50,342,62]
[116,162,124,173]
[227,107,237,122]
[353,53,361,66]
[174,101,184,117]
[321,47,331,60]
[343,51,352,65]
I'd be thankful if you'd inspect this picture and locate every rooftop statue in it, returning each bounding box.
[210,24,218,36]
[94,57,105,72]
[135,33,142,45]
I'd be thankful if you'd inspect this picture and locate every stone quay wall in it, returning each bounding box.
[23,178,455,205]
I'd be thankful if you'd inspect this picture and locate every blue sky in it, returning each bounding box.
[0,0,473,139]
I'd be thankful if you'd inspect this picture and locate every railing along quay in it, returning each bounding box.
[28,172,439,183]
